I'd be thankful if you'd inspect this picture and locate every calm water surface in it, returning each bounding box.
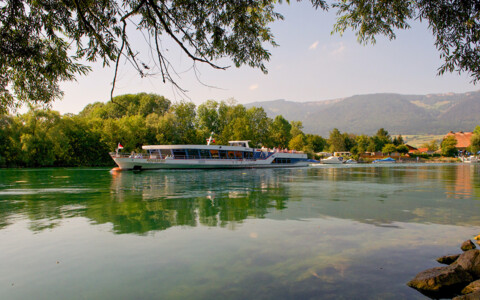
[1,164,480,299]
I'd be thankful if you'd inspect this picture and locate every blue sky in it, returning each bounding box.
[54,2,477,114]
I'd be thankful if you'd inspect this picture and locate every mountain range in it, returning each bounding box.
[246,90,480,136]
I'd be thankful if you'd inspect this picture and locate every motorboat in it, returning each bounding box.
[372,157,396,163]
[320,156,344,164]
[461,156,479,163]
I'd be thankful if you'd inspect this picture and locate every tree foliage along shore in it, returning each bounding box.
[1,0,480,114]
[3,93,473,168]
[0,93,327,167]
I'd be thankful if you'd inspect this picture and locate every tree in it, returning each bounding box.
[470,126,480,154]
[421,140,439,151]
[0,0,325,113]
[288,134,305,151]
[328,128,346,152]
[469,134,480,154]
[305,134,327,153]
[289,121,304,138]
[396,144,409,155]
[4,1,479,114]
[382,144,397,155]
[19,107,61,166]
[269,115,292,149]
[371,128,391,152]
[441,135,458,157]
[393,134,404,146]
[355,135,370,153]
[196,100,220,139]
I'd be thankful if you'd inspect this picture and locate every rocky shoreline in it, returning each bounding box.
[408,238,480,299]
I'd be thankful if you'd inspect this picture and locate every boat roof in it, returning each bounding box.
[142,144,253,151]
[143,140,254,151]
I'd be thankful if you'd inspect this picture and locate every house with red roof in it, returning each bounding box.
[444,131,473,151]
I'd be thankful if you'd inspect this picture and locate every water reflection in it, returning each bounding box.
[103,169,290,233]
[0,165,479,235]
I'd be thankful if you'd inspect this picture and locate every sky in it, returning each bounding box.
[53,2,477,115]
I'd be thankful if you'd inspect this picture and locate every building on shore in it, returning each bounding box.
[444,131,473,152]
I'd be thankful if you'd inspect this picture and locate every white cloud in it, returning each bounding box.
[309,41,319,50]
[249,84,259,91]
[330,42,346,55]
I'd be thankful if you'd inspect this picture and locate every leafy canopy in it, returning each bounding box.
[2,0,479,114]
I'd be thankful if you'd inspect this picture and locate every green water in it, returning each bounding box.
[1,164,480,299]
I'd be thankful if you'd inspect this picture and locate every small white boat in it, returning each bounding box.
[321,156,344,164]
[461,156,479,163]
[345,159,357,164]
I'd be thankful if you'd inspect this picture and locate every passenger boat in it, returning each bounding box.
[110,140,309,170]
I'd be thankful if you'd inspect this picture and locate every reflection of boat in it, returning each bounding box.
[372,157,396,163]
[461,156,479,163]
[321,156,344,164]
[110,140,309,170]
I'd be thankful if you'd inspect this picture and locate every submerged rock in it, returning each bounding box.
[462,240,477,251]
[438,254,461,265]
[407,264,472,296]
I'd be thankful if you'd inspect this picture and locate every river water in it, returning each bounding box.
[1,164,480,299]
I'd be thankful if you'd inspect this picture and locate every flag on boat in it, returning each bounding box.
[118,143,124,149]
[206,132,215,145]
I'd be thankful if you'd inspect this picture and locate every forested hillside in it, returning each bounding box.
[247,91,480,135]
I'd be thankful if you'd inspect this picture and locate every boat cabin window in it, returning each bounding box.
[244,151,254,159]
[219,150,227,159]
[186,149,200,159]
[273,158,291,164]
[210,150,219,159]
[160,149,172,158]
[172,149,187,159]
[200,149,211,159]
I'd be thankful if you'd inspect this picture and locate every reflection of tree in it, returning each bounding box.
[90,170,290,234]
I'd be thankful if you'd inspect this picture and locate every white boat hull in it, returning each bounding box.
[320,157,344,164]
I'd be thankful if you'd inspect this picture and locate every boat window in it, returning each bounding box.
[160,149,172,158]
[186,149,200,159]
[172,149,187,159]
[234,151,243,159]
[219,150,227,159]
[272,158,292,164]
[210,150,219,159]
[200,149,211,159]
[244,151,253,159]
[227,151,235,159]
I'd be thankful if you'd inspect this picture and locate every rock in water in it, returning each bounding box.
[462,240,477,251]
[461,280,480,295]
[437,254,461,265]
[453,291,480,300]
[454,250,480,278]
[407,265,473,296]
